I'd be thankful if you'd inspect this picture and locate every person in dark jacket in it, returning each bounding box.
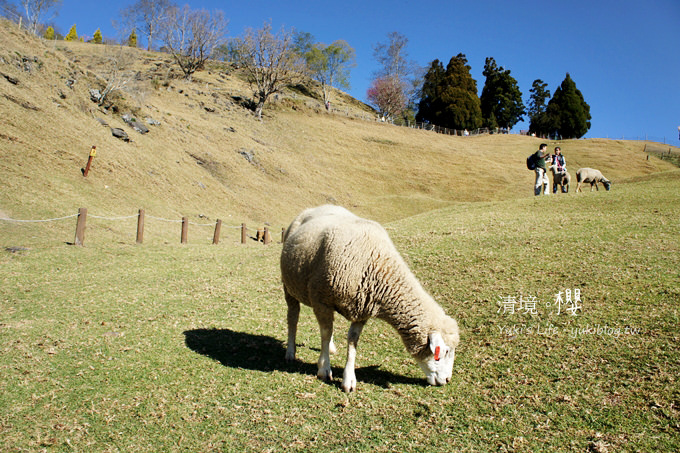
[533,143,551,195]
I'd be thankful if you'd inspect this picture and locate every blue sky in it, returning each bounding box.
[43,0,680,145]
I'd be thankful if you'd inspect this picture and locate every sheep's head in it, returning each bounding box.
[603,180,612,191]
[417,320,459,386]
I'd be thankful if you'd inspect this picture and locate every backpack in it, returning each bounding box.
[526,154,537,170]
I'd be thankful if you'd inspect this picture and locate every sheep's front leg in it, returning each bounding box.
[284,291,300,361]
[313,304,335,382]
[342,321,366,393]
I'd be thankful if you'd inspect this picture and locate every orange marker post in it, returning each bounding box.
[82,145,97,177]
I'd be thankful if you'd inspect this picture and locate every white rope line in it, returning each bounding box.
[90,214,139,221]
[145,215,183,223]
[0,213,78,223]
[1,211,255,230]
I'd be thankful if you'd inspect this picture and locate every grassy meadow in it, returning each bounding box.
[2,171,679,452]
[2,17,680,452]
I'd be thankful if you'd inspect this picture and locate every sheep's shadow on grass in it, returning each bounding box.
[183,328,422,389]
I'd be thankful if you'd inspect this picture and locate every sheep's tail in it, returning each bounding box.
[282,219,302,243]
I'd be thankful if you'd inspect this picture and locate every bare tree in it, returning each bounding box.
[373,31,415,81]
[372,31,421,121]
[120,0,175,51]
[96,47,138,107]
[0,0,21,22]
[19,0,61,34]
[160,5,227,80]
[230,22,306,119]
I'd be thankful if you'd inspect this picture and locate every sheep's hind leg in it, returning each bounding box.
[342,321,366,393]
[313,304,335,382]
[284,290,300,362]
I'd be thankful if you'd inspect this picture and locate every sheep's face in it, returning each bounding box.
[417,331,458,386]
[603,180,611,191]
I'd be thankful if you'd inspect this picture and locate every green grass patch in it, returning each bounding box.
[1,172,679,451]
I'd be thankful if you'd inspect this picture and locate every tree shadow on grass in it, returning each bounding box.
[183,328,423,389]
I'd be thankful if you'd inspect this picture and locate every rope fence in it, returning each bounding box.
[1,208,281,246]
[1,213,79,223]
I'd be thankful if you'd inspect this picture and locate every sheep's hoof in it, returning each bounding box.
[284,350,296,362]
[342,380,356,393]
[317,369,333,382]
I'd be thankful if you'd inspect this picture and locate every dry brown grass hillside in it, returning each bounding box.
[1,18,677,243]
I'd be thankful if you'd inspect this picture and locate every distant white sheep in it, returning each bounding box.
[576,168,611,192]
[549,164,571,193]
[281,205,460,392]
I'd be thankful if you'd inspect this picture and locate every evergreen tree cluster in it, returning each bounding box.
[529,73,591,139]
[417,55,482,131]
[416,54,591,138]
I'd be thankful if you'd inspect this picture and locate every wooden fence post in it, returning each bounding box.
[241,223,247,244]
[74,207,87,246]
[136,209,145,244]
[181,217,188,244]
[213,219,222,245]
[263,227,271,245]
[281,227,285,243]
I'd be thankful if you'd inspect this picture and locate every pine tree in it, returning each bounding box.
[64,24,78,42]
[417,54,482,131]
[527,79,551,137]
[44,26,55,40]
[545,73,591,138]
[480,57,525,131]
[416,59,446,125]
[93,28,103,44]
[440,54,482,130]
[127,30,138,48]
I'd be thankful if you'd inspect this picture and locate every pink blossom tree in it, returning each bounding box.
[366,76,407,121]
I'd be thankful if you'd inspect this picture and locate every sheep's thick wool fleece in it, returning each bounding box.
[281,205,454,356]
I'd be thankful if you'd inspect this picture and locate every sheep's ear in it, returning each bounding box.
[429,332,447,361]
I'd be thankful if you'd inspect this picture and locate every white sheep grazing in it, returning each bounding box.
[549,164,571,193]
[281,205,460,392]
[576,167,611,192]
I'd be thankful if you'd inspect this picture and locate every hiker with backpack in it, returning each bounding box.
[527,143,552,196]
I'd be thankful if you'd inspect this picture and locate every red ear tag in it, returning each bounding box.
[434,346,441,361]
